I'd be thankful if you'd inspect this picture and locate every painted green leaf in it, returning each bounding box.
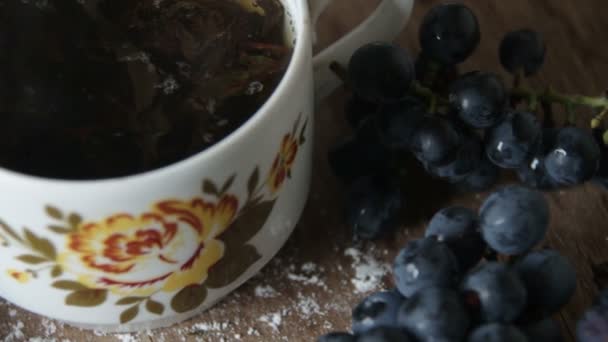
[205,244,261,289]
[51,265,63,278]
[146,299,165,315]
[120,305,139,324]
[52,280,87,291]
[170,284,207,313]
[116,296,146,305]
[66,289,108,307]
[24,229,56,260]
[48,225,73,234]
[45,205,63,220]
[299,117,308,145]
[0,220,23,243]
[16,254,48,264]
[68,213,82,229]
[247,166,260,197]
[291,112,302,136]
[220,173,237,195]
[202,179,219,196]
[220,200,276,248]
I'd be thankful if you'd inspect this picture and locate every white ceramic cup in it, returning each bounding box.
[0,0,413,332]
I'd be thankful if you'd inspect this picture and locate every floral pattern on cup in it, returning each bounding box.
[0,114,308,324]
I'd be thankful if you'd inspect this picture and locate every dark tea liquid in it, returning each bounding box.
[0,0,291,179]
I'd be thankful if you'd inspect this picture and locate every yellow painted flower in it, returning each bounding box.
[267,133,299,194]
[7,269,31,284]
[58,195,239,296]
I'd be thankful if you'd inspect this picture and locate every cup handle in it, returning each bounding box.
[310,0,415,104]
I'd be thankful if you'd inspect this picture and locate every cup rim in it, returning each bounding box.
[0,0,309,186]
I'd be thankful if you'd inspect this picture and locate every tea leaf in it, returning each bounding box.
[51,265,63,278]
[116,297,146,305]
[24,229,56,260]
[120,305,139,324]
[205,244,261,289]
[202,179,219,196]
[16,254,48,264]
[45,206,63,220]
[247,166,260,197]
[146,299,165,315]
[221,173,237,195]
[52,280,87,291]
[48,225,73,234]
[171,284,207,313]
[66,289,108,307]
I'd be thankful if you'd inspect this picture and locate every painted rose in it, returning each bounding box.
[267,133,299,194]
[7,269,31,284]
[57,195,238,296]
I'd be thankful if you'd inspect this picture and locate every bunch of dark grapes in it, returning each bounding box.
[318,185,576,341]
[321,2,608,341]
[328,2,607,241]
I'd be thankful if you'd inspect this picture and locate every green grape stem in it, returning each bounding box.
[511,87,608,112]
[328,60,608,142]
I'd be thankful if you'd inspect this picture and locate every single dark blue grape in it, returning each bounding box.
[348,42,415,103]
[577,290,608,342]
[409,116,463,165]
[376,97,426,150]
[499,29,546,76]
[424,205,485,272]
[485,111,542,169]
[461,262,527,323]
[479,185,549,255]
[468,323,528,342]
[444,231,486,273]
[418,3,480,65]
[449,71,507,128]
[346,175,402,240]
[516,129,559,190]
[456,155,501,192]
[318,332,356,342]
[425,206,477,240]
[345,95,380,128]
[592,128,608,190]
[426,134,482,182]
[520,318,563,342]
[328,124,390,183]
[544,127,601,186]
[397,287,470,341]
[393,237,459,297]
[514,250,576,315]
[352,291,405,334]
[355,326,412,342]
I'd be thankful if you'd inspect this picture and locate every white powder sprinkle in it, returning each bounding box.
[259,312,282,332]
[114,333,138,342]
[41,319,57,336]
[255,285,278,298]
[286,262,328,290]
[296,295,321,319]
[4,320,24,342]
[247,327,260,336]
[344,247,390,293]
[8,308,16,317]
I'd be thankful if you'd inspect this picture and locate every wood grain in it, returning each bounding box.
[2,0,608,341]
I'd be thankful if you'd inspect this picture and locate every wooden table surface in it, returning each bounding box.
[2,0,608,341]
